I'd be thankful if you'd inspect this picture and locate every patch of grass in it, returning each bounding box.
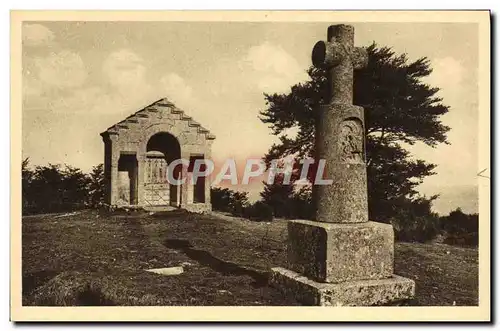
[395,242,478,306]
[22,209,478,306]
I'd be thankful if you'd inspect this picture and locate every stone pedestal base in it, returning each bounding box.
[270,219,416,306]
[270,267,415,306]
[287,220,394,283]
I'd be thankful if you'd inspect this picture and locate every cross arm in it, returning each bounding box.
[312,40,343,69]
[312,41,368,70]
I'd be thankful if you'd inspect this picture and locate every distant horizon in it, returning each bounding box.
[21,153,479,216]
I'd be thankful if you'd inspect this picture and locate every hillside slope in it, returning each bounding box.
[22,210,478,306]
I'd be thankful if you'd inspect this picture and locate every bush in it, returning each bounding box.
[87,164,105,207]
[391,214,440,243]
[210,187,249,216]
[22,160,93,215]
[260,175,295,218]
[440,208,478,234]
[389,196,440,243]
[22,159,106,215]
[440,208,479,247]
[244,201,274,222]
[290,186,314,219]
[443,232,478,247]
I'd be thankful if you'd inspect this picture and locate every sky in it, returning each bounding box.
[22,21,479,215]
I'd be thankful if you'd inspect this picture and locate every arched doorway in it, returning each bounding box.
[144,132,181,206]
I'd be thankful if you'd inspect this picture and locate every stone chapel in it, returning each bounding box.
[100,98,215,213]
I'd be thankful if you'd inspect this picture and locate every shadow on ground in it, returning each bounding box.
[164,238,269,288]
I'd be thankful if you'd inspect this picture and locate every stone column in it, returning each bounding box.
[180,152,190,209]
[176,182,181,207]
[110,159,119,206]
[204,149,212,210]
[109,136,120,206]
[270,24,415,306]
[313,24,369,224]
[102,138,112,205]
[315,103,368,223]
[137,154,146,206]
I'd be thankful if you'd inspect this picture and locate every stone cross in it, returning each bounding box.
[312,24,368,104]
[311,24,369,224]
[269,24,415,307]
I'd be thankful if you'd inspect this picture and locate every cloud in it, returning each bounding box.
[246,42,299,75]
[46,86,158,118]
[160,73,194,108]
[99,49,159,114]
[48,87,105,113]
[432,57,464,85]
[23,24,55,47]
[33,50,87,89]
[242,42,309,93]
[23,75,43,98]
[103,49,148,93]
[159,72,220,132]
[425,57,465,103]
[25,49,158,119]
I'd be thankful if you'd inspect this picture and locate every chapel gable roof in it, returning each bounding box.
[100,98,216,140]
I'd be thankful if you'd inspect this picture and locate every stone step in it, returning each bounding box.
[136,111,149,118]
[270,268,415,307]
[198,127,209,134]
[156,100,174,108]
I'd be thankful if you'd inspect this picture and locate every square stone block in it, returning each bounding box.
[270,267,415,306]
[287,220,393,283]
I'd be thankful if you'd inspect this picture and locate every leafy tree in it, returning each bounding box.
[210,187,232,212]
[290,185,314,219]
[22,162,93,214]
[390,195,440,242]
[259,43,450,221]
[244,201,274,222]
[60,165,90,207]
[260,173,295,218]
[210,187,249,216]
[28,164,66,213]
[22,158,34,211]
[87,163,105,206]
[230,190,250,216]
[441,208,479,234]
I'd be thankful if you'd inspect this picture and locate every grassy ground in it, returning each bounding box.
[22,209,478,306]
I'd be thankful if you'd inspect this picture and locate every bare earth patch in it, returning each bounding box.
[22,209,478,306]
